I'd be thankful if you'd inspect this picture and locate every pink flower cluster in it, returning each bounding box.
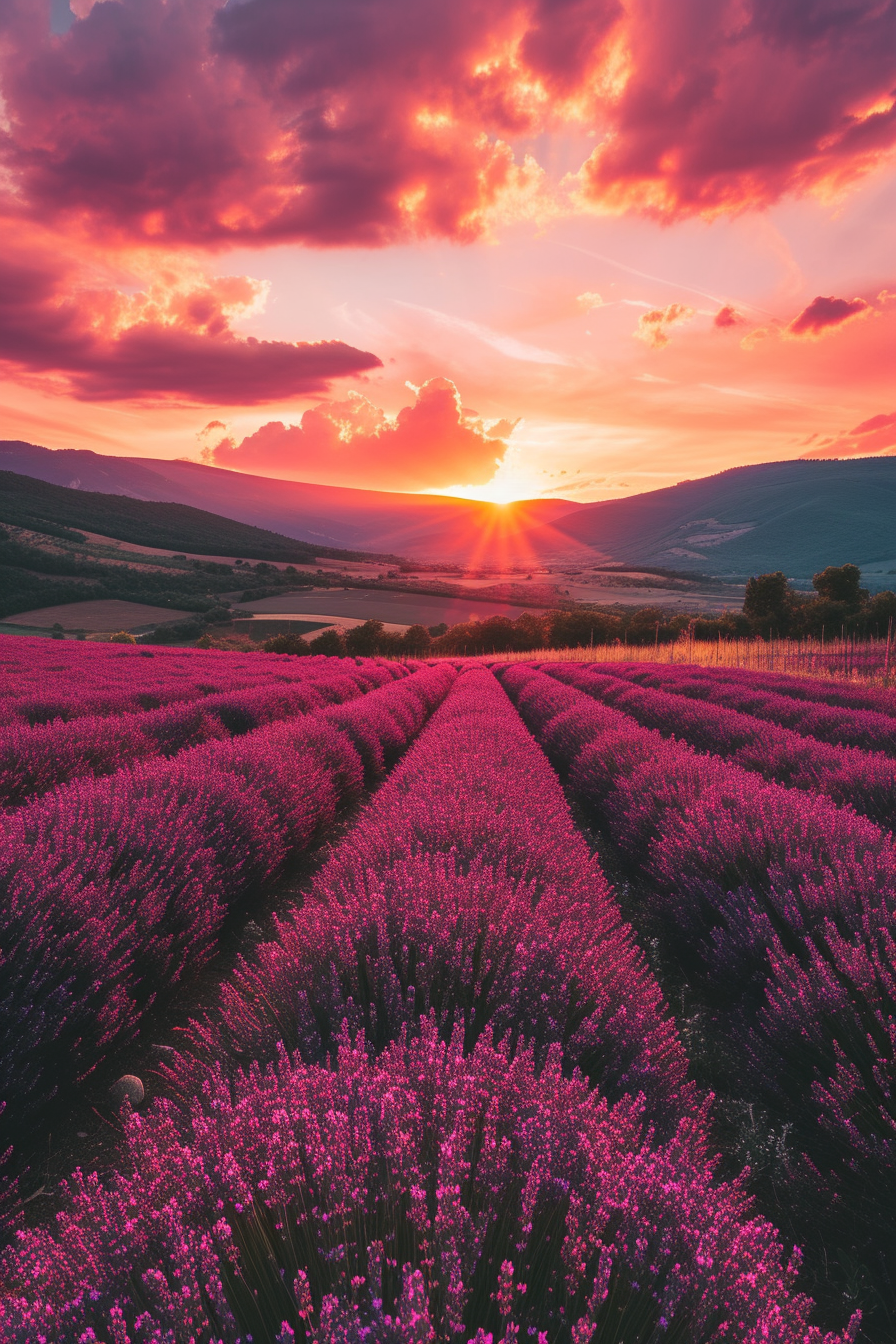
[0,1023,854,1343]
[0,663,403,808]
[0,635,399,726]
[603,661,896,756]
[663,663,896,721]
[0,665,859,1340]
[0,647,879,1338]
[174,667,689,1126]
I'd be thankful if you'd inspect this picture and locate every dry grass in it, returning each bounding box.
[429,635,896,689]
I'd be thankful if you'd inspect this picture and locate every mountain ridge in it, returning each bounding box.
[517,457,896,579]
[3,439,895,578]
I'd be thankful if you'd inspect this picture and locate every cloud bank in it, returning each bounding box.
[203,378,512,489]
[0,242,380,402]
[0,0,893,246]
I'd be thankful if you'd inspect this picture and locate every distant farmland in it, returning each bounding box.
[239,587,537,627]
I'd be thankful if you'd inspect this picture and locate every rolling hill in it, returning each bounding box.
[4,440,895,579]
[519,458,896,579]
[0,441,582,561]
[0,469,398,563]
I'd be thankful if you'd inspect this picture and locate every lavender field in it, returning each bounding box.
[1,637,893,1342]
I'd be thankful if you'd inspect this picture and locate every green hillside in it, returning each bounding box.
[535,458,896,579]
[0,470,402,625]
[0,470,399,564]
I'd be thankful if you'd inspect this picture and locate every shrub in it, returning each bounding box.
[345,619,386,656]
[178,669,689,1130]
[0,666,449,1197]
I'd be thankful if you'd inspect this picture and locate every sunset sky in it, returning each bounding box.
[0,0,894,504]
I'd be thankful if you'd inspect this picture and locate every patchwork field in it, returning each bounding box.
[0,597,194,632]
[0,634,892,1340]
[239,586,536,626]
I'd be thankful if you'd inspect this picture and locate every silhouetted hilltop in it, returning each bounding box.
[4,440,894,577]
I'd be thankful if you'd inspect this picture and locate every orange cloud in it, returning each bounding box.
[0,238,380,403]
[203,378,512,490]
[633,303,695,349]
[0,0,893,247]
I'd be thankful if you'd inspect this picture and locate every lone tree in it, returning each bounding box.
[812,563,866,607]
[743,571,794,633]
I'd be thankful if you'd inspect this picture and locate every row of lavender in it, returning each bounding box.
[661,663,896,721]
[601,661,896,753]
[0,666,415,808]
[499,663,896,1333]
[0,669,857,1341]
[0,662,455,1226]
[531,662,896,827]
[0,636,387,726]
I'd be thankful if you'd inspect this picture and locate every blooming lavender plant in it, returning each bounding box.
[0,1022,857,1343]
[647,663,896,720]
[0,634,407,727]
[597,662,896,756]
[500,663,896,1333]
[0,669,402,808]
[539,663,896,827]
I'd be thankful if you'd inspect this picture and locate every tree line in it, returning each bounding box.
[742,563,896,638]
[252,564,896,657]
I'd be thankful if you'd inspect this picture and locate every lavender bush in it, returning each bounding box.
[598,663,896,755]
[0,1022,857,1343]
[499,663,896,1332]
[541,663,896,827]
[0,667,403,808]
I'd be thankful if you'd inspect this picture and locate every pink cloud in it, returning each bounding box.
[714,305,745,329]
[801,409,896,459]
[576,1,896,220]
[853,412,896,435]
[0,0,893,246]
[787,294,872,338]
[0,244,380,403]
[203,378,510,489]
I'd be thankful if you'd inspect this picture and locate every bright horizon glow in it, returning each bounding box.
[423,485,519,505]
